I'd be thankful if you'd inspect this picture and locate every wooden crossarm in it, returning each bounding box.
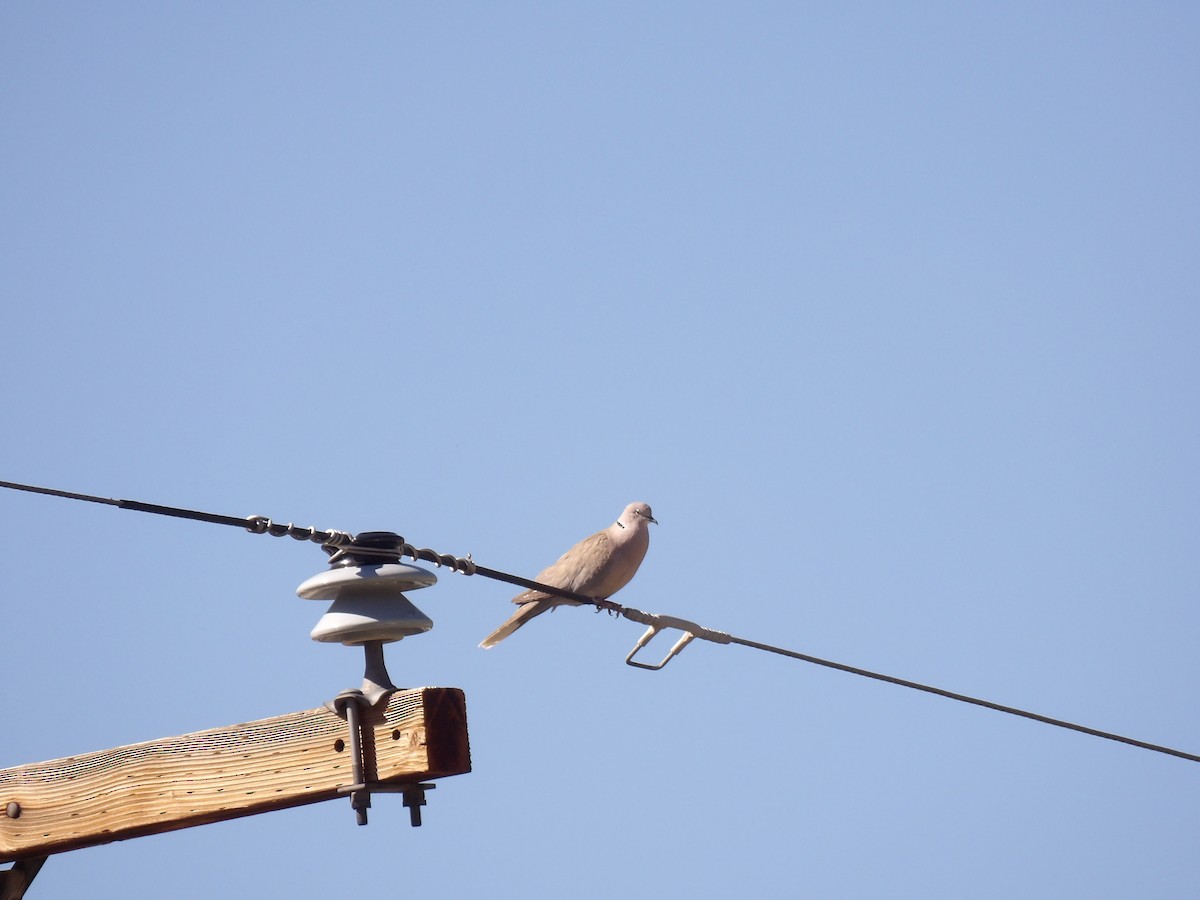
[0,687,470,862]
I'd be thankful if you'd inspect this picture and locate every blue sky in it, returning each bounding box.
[3,4,1198,897]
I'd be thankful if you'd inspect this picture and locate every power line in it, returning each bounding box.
[3,478,1196,765]
[725,635,1200,763]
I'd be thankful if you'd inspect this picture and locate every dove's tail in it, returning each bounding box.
[479,599,554,648]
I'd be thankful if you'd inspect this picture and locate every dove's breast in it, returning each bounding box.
[586,527,649,598]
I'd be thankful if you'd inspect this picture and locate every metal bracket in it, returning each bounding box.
[620,607,732,670]
[328,689,434,827]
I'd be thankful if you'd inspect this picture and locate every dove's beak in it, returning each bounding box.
[646,513,659,525]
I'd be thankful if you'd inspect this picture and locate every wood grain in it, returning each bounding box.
[0,687,470,861]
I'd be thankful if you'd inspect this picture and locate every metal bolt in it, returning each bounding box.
[6,801,20,819]
[403,788,426,827]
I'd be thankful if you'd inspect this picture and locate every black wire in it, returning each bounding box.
[0,480,122,507]
[116,499,260,529]
[4,478,1197,764]
[728,635,1200,763]
[0,480,251,528]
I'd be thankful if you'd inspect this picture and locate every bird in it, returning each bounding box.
[479,501,657,648]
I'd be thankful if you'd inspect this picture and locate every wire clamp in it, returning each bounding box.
[620,607,731,670]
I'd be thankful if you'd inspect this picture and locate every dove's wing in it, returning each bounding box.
[479,532,615,648]
[509,530,615,604]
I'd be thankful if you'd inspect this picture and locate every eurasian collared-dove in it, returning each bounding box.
[479,501,657,648]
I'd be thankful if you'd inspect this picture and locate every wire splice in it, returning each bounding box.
[621,607,731,670]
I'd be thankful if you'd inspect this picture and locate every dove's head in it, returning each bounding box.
[621,502,657,527]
